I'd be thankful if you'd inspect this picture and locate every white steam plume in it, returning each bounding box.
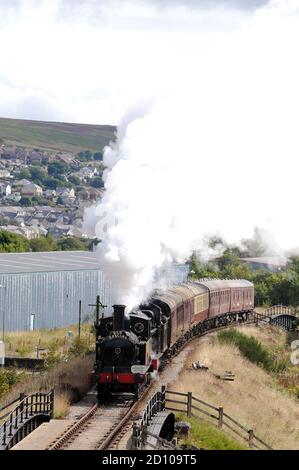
[87,0,299,307]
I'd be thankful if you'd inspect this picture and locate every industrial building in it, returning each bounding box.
[239,256,286,272]
[0,251,111,332]
[0,251,190,333]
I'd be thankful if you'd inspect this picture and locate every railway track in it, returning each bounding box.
[47,315,254,451]
[48,318,251,450]
[47,394,144,450]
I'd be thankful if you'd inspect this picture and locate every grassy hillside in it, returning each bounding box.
[0,117,116,153]
[169,325,299,450]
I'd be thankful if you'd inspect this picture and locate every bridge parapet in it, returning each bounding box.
[253,305,298,331]
[263,305,296,317]
[0,389,54,450]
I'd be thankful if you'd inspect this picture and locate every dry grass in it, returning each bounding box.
[168,331,299,450]
[0,355,94,410]
[54,391,71,419]
[235,324,287,348]
[4,323,94,358]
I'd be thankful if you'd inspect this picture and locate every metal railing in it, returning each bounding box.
[132,387,166,449]
[253,305,298,331]
[261,305,296,317]
[0,389,54,450]
[165,389,272,450]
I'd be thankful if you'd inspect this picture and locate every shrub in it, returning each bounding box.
[0,369,26,399]
[176,414,245,450]
[44,339,64,369]
[218,329,286,373]
[68,336,90,357]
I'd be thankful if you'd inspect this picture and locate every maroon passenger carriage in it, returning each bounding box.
[94,279,254,401]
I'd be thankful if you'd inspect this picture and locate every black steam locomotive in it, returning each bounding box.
[94,280,254,402]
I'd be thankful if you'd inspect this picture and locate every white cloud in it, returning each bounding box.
[0,0,269,124]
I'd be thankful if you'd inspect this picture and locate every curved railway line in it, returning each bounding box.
[47,315,256,451]
[8,308,292,450]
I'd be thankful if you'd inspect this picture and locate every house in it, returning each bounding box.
[21,183,43,197]
[14,178,32,188]
[0,169,11,178]
[56,187,75,198]
[81,166,98,179]
[89,188,104,201]
[48,224,73,238]
[44,189,57,200]
[0,225,48,239]
[0,182,11,197]
[8,192,22,203]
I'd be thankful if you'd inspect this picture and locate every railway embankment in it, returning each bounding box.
[169,324,299,449]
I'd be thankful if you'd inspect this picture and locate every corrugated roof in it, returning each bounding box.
[0,251,101,274]
[240,257,286,266]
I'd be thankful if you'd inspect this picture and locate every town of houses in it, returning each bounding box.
[0,144,104,240]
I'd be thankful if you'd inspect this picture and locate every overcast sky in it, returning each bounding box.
[0,0,289,124]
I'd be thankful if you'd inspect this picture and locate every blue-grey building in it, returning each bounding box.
[0,251,111,332]
[0,251,190,333]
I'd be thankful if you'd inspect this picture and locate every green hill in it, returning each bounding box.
[0,117,116,153]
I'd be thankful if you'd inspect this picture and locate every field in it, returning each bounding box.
[4,323,94,358]
[0,117,116,153]
[169,325,299,450]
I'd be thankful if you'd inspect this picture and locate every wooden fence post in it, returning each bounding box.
[248,429,254,448]
[187,392,192,417]
[218,407,223,428]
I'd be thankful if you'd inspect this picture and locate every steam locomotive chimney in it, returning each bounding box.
[113,304,129,331]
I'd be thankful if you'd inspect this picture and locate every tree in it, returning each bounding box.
[68,175,81,186]
[188,252,216,279]
[30,166,47,184]
[19,196,32,206]
[48,161,68,178]
[57,237,88,251]
[0,230,29,253]
[90,178,104,189]
[43,177,61,189]
[16,169,31,180]
[29,235,57,252]
[77,150,93,161]
[94,152,103,161]
[31,196,48,205]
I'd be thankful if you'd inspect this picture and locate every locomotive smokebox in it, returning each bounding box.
[112,304,130,331]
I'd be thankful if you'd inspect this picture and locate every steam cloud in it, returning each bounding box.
[86,0,299,307]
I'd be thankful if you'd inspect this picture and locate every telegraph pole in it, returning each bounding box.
[78,300,82,338]
[88,295,107,325]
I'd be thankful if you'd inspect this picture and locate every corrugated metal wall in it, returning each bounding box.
[0,270,111,332]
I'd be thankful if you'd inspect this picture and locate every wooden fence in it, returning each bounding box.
[165,389,272,450]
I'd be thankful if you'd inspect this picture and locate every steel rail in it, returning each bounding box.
[47,403,99,450]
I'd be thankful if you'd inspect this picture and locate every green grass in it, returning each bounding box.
[218,329,287,373]
[0,117,116,153]
[177,414,246,450]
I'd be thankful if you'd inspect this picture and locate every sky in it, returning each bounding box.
[0,0,272,124]
[3,0,299,303]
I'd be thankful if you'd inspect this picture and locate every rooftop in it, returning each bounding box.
[0,251,101,274]
[240,256,286,267]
